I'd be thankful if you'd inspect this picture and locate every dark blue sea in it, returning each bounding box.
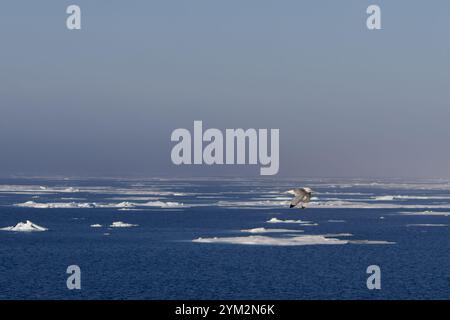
[0,178,449,300]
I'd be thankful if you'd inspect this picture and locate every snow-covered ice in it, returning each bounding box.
[1,220,48,232]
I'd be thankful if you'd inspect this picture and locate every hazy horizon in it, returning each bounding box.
[1,0,450,179]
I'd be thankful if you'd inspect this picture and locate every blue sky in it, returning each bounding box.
[0,1,449,178]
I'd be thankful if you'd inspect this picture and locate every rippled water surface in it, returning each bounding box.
[0,178,449,299]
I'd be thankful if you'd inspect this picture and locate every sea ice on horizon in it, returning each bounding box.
[398,210,450,216]
[406,224,448,227]
[373,195,450,201]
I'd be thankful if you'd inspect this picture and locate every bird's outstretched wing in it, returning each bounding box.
[292,188,307,197]
[289,188,312,208]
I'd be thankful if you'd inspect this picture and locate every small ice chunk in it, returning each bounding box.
[109,221,138,228]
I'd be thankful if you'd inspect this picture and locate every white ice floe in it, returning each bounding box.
[267,217,308,224]
[90,224,103,228]
[109,221,138,228]
[266,217,317,226]
[193,235,394,246]
[193,235,347,246]
[15,201,94,209]
[14,200,186,209]
[98,201,186,208]
[1,220,47,232]
[107,201,187,208]
[240,228,304,234]
[327,220,346,223]
[374,195,395,201]
[0,185,80,194]
[92,201,144,208]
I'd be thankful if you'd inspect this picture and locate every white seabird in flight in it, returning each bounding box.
[287,188,313,209]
